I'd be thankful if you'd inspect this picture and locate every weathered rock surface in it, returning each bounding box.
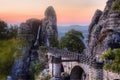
[42,6,58,43]
[10,47,34,80]
[10,6,58,80]
[26,18,41,37]
[89,9,103,35]
[87,0,120,55]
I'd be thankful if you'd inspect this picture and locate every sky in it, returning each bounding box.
[0,0,107,25]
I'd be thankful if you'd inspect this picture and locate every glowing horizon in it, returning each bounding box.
[0,0,107,25]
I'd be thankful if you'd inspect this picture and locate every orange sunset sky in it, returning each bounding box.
[0,0,107,25]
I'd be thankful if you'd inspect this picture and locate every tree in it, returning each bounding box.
[0,20,18,40]
[59,29,85,53]
[0,20,8,39]
[8,25,18,38]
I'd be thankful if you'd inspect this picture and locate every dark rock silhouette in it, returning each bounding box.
[43,6,58,43]
[89,9,102,35]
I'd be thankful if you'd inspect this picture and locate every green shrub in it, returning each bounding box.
[38,73,51,80]
[101,49,115,60]
[0,39,21,79]
[103,63,111,70]
[41,74,51,80]
[31,61,44,76]
[112,0,120,12]
[101,48,120,73]
[109,63,120,73]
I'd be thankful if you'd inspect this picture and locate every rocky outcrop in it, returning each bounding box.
[45,6,57,24]
[10,6,58,80]
[26,18,41,37]
[10,47,34,80]
[89,9,102,36]
[18,23,35,43]
[42,6,58,43]
[87,0,120,55]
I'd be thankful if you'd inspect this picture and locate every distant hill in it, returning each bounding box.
[58,25,89,45]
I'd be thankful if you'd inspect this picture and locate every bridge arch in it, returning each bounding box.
[70,66,86,80]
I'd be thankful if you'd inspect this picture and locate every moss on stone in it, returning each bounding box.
[101,48,120,73]
[112,0,120,12]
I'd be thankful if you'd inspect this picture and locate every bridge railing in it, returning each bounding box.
[47,47,97,65]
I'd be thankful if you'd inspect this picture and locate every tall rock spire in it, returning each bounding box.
[42,6,58,46]
[45,6,57,24]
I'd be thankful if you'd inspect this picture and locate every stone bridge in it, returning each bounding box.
[47,47,120,80]
[47,47,103,80]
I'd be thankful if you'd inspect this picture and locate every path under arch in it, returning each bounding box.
[70,66,86,80]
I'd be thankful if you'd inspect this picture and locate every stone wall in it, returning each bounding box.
[103,70,120,80]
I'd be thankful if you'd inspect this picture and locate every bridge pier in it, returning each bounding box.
[50,56,62,80]
[90,61,104,80]
[94,62,104,80]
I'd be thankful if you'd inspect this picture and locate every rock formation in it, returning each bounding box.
[42,6,58,44]
[10,6,58,80]
[87,0,120,56]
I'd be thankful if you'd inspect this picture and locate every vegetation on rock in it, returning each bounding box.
[101,48,120,73]
[50,35,59,48]
[31,61,45,76]
[112,0,120,12]
[0,20,22,79]
[38,73,51,80]
[0,39,21,79]
[39,46,48,62]
[39,46,48,53]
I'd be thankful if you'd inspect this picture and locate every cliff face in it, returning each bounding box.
[87,0,120,55]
